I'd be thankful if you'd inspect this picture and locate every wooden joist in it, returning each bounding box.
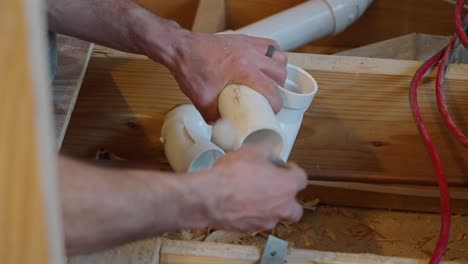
[64,53,468,182]
[157,239,464,264]
[62,52,468,212]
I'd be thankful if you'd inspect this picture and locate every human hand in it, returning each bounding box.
[150,31,288,122]
[185,143,307,232]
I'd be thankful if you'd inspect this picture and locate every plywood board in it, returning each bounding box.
[53,34,93,148]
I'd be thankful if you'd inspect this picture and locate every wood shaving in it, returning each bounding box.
[421,249,433,257]
[303,234,313,247]
[339,209,357,218]
[325,229,337,241]
[415,236,435,249]
[455,233,465,241]
[95,148,127,161]
[349,224,373,239]
[297,198,320,211]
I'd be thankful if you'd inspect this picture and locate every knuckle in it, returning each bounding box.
[267,39,280,48]
[277,51,288,65]
[292,205,304,222]
[231,54,250,68]
[276,207,292,219]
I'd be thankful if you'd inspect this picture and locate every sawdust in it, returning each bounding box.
[69,206,468,263]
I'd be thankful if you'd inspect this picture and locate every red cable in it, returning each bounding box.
[435,33,468,147]
[438,0,468,147]
[409,2,467,263]
[455,0,468,46]
[409,50,452,264]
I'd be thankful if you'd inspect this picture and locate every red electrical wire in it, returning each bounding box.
[435,34,468,147]
[437,0,468,147]
[409,50,451,264]
[455,0,468,46]
[410,1,467,262]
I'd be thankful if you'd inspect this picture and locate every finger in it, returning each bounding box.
[286,162,308,190]
[193,90,221,124]
[261,45,288,66]
[235,68,283,113]
[241,140,275,160]
[252,52,287,86]
[262,219,279,231]
[282,201,304,223]
[254,39,288,66]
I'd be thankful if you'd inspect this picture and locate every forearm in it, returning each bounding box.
[47,0,187,65]
[59,156,208,255]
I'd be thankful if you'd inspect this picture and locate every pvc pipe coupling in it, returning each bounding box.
[161,64,317,173]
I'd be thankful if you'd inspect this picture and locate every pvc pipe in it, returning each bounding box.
[212,85,286,157]
[234,0,372,51]
[160,104,224,173]
[276,65,318,161]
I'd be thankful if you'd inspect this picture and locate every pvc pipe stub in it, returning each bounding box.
[214,85,287,158]
[187,143,225,173]
[241,128,285,157]
[278,64,318,110]
[161,104,225,173]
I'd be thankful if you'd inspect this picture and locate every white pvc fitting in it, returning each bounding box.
[234,0,372,51]
[277,64,318,161]
[212,85,286,157]
[160,104,224,173]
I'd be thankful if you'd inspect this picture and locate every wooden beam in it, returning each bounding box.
[63,53,468,183]
[53,35,93,148]
[299,181,468,215]
[1,0,64,262]
[61,52,468,212]
[192,0,226,33]
[157,239,463,264]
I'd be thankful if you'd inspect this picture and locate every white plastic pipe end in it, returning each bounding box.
[212,85,286,157]
[277,64,318,161]
[161,104,225,173]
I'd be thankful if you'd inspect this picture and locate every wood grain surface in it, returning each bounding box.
[191,0,226,33]
[0,0,63,263]
[61,54,468,186]
[53,35,93,148]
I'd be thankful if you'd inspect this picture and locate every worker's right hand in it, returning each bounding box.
[185,143,307,231]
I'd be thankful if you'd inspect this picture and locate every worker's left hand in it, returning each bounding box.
[145,31,288,123]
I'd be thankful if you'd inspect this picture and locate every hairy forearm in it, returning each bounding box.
[47,0,187,66]
[59,156,209,255]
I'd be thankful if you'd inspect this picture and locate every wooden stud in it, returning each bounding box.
[192,0,226,33]
[0,0,64,262]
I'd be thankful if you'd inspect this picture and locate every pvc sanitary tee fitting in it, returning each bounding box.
[161,64,317,172]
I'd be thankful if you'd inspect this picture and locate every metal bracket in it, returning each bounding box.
[260,235,288,264]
